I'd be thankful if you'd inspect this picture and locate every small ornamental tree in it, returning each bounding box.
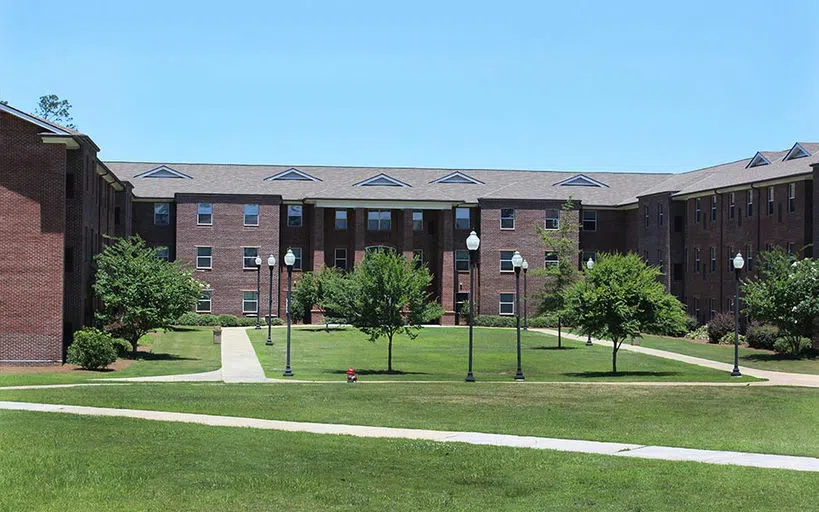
[335,249,443,372]
[742,249,819,356]
[94,236,203,352]
[561,252,687,373]
[291,266,345,330]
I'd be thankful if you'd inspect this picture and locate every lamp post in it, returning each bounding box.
[585,257,594,346]
[465,231,480,382]
[512,251,525,381]
[731,252,744,377]
[254,256,262,329]
[283,248,296,377]
[266,254,276,346]
[522,259,529,331]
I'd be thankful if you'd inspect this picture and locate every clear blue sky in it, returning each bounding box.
[2,0,817,173]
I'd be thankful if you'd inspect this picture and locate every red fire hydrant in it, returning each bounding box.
[346,368,358,383]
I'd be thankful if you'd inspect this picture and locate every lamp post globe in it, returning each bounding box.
[283,249,295,377]
[265,255,276,346]
[585,257,594,345]
[731,252,744,377]
[522,259,529,331]
[465,231,480,382]
[512,251,524,381]
[254,256,263,329]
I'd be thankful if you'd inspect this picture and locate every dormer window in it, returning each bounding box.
[746,152,770,168]
[553,174,608,187]
[431,171,484,185]
[783,143,810,161]
[354,174,410,187]
[135,165,192,179]
[264,168,320,182]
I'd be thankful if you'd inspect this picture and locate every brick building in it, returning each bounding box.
[1,101,816,364]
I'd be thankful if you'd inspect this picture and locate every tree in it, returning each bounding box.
[534,199,581,347]
[561,252,687,373]
[332,249,443,372]
[94,236,203,352]
[291,266,345,331]
[35,94,76,129]
[742,249,818,356]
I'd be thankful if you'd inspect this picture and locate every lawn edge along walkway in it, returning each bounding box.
[2,400,817,473]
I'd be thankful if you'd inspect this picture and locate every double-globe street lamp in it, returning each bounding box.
[522,259,529,331]
[283,248,296,377]
[512,251,525,381]
[585,257,594,346]
[265,254,276,346]
[731,252,745,377]
[465,231,480,382]
[254,256,262,329]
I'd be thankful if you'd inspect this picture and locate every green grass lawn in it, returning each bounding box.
[1,410,815,512]
[0,327,220,387]
[248,326,757,382]
[3,383,817,457]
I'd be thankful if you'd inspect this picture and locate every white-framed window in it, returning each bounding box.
[788,183,796,213]
[581,251,596,267]
[455,208,470,230]
[694,198,701,223]
[710,247,716,272]
[290,247,303,270]
[658,203,664,226]
[747,190,754,217]
[154,245,169,261]
[196,246,212,269]
[544,208,560,230]
[500,250,515,272]
[695,248,701,272]
[242,291,259,315]
[767,186,775,216]
[287,205,303,227]
[582,210,597,231]
[727,246,734,273]
[729,193,735,219]
[455,250,470,271]
[334,248,347,270]
[500,208,515,229]
[499,293,515,315]
[456,292,470,316]
[544,251,559,267]
[197,290,213,313]
[412,211,423,231]
[412,250,424,268]
[746,244,753,271]
[335,210,348,230]
[710,196,717,221]
[154,202,170,225]
[367,210,391,231]
[694,298,700,321]
[728,297,735,314]
[787,242,795,255]
[244,204,259,226]
[197,203,213,225]
[243,247,259,269]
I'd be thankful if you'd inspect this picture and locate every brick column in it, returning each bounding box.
[312,207,325,270]
[440,209,456,325]
[354,208,366,265]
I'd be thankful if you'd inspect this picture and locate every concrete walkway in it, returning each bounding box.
[532,328,819,388]
[1,399,817,472]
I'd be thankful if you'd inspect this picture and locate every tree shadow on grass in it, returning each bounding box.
[298,327,350,333]
[168,326,200,332]
[742,352,817,362]
[563,371,679,378]
[327,368,428,376]
[532,346,578,351]
[122,352,198,362]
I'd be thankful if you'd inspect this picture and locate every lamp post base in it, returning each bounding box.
[283,368,293,377]
[586,337,593,346]
[731,368,742,377]
[265,339,273,346]
[465,373,475,383]
[514,372,525,381]
[254,325,261,330]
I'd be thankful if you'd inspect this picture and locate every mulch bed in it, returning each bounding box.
[0,345,150,374]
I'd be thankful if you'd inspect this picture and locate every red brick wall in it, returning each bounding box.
[132,200,176,259]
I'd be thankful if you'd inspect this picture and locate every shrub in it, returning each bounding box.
[686,315,699,331]
[745,323,778,350]
[718,332,745,346]
[66,328,118,370]
[773,336,813,357]
[217,314,239,327]
[236,316,259,327]
[706,313,734,344]
[111,337,132,357]
[685,325,708,341]
[528,314,561,328]
[473,315,517,328]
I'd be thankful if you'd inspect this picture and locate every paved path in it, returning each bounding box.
[531,328,819,388]
[1,400,817,472]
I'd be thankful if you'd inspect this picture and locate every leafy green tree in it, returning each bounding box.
[35,94,76,129]
[534,199,580,347]
[332,249,443,372]
[291,266,345,331]
[561,253,687,373]
[742,249,818,356]
[94,236,203,352]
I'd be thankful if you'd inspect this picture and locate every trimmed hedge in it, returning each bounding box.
[174,312,283,327]
[473,315,517,328]
[66,328,117,370]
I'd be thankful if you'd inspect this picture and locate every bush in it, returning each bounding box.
[111,337,132,356]
[66,328,118,370]
[173,312,281,327]
[706,313,734,344]
[773,336,813,357]
[217,314,239,327]
[746,323,778,350]
[528,314,562,329]
[686,315,699,331]
[685,325,708,341]
[718,332,745,346]
[473,315,517,328]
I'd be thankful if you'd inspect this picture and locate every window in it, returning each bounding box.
[499,250,515,272]
[694,298,700,321]
[709,298,716,320]
[287,205,303,227]
[155,246,169,261]
[694,198,701,223]
[728,193,735,219]
[455,292,470,316]
[455,250,470,271]
[544,251,559,267]
[500,208,515,229]
[582,210,597,231]
[335,210,348,230]
[367,210,391,231]
[499,293,515,315]
[197,203,213,225]
[746,244,753,271]
[244,204,259,226]
[154,202,169,225]
[695,248,701,272]
[728,297,735,314]
[544,208,560,230]
[197,290,212,313]
[658,203,664,226]
[455,208,471,230]
[767,186,775,216]
[727,246,734,272]
[747,190,754,217]
[412,211,423,231]
[243,247,260,269]
[787,242,794,255]
[196,246,212,269]
[657,249,663,273]
[242,291,259,315]
[290,248,303,270]
[581,251,596,267]
[412,250,424,268]
[710,196,717,222]
[710,247,716,272]
[788,183,796,213]
[643,205,649,228]
[334,248,347,270]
